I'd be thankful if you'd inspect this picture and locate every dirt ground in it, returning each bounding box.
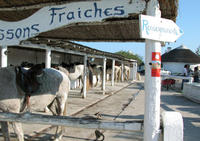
[0,80,199,141]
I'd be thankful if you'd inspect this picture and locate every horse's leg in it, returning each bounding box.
[53,95,68,141]
[95,74,98,87]
[80,77,84,95]
[12,122,24,141]
[1,121,10,141]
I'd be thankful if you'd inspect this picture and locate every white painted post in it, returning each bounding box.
[135,62,138,80]
[144,1,161,141]
[162,112,184,141]
[82,55,87,98]
[111,59,115,86]
[102,58,106,93]
[1,46,8,68]
[132,62,137,81]
[121,62,124,82]
[45,49,51,68]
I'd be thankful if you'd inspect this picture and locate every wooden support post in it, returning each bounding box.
[1,46,7,68]
[111,59,115,86]
[102,58,106,92]
[144,0,161,141]
[45,49,51,68]
[132,62,137,81]
[121,62,124,82]
[82,55,87,98]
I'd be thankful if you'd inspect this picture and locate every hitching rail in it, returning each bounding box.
[0,112,143,132]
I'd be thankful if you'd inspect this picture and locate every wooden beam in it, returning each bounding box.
[19,41,122,61]
[0,112,143,132]
[0,1,73,11]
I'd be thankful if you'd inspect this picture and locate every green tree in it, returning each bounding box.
[195,45,200,56]
[115,50,144,65]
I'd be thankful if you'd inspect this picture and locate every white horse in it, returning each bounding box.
[90,64,103,87]
[0,64,70,141]
[58,64,93,94]
[124,66,130,81]
[114,66,121,82]
[106,66,121,82]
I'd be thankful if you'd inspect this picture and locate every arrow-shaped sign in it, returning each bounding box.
[139,14,183,42]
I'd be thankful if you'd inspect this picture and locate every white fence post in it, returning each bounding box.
[162,112,183,141]
[111,59,115,86]
[102,58,106,92]
[121,62,124,82]
[144,0,161,141]
[132,62,137,81]
[1,46,8,67]
[82,55,88,98]
[45,49,51,68]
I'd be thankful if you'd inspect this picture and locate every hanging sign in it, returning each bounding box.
[0,0,146,46]
[139,14,183,42]
[151,52,161,77]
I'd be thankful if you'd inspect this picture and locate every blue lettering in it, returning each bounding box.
[49,7,66,25]
[114,6,124,15]
[15,28,22,39]
[104,8,112,16]
[23,27,30,38]
[84,9,92,18]
[31,24,40,32]
[78,8,81,18]
[67,12,75,20]
[59,12,66,23]
[6,29,14,40]
[142,20,149,35]
[94,2,102,17]
[0,29,4,40]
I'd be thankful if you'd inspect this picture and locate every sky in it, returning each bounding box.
[76,0,200,61]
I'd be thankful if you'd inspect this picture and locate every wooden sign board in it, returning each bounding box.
[139,14,183,42]
[0,0,146,46]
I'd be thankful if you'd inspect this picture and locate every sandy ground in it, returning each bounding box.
[0,79,199,141]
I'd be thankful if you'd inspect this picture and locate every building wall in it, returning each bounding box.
[163,62,200,74]
[7,48,44,66]
[5,48,84,66]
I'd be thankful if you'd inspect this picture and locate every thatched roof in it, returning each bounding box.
[162,45,200,63]
[0,0,179,42]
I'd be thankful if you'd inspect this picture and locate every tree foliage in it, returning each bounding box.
[115,51,144,65]
[195,45,200,56]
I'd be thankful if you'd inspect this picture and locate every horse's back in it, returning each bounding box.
[34,68,69,95]
[0,67,19,98]
[0,67,21,112]
[0,66,16,84]
[29,68,70,111]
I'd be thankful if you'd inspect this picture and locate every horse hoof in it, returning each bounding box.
[44,106,50,113]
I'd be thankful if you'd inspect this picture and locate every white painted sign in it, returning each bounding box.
[139,14,183,42]
[0,0,146,46]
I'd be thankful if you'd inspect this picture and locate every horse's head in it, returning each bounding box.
[15,64,44,94]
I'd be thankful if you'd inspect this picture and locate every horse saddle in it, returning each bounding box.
[15,64,44,95]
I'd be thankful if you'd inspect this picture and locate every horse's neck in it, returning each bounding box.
[68,65,84,80]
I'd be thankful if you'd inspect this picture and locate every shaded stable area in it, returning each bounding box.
[0,79,199,141]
